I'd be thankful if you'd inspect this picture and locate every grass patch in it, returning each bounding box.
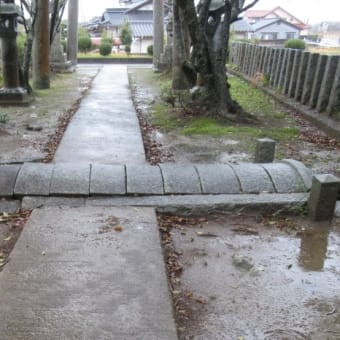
[229,76,279,116]
[181,117,299,142]
[78,52,151,59]
[150,102,181,131]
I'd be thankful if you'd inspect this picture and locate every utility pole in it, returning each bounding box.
[32,0,50,89]
[153,0,164,71]
[67,0,79,66]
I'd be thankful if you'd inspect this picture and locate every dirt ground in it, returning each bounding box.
[159,214,340,340]
[0,65,100,164]
[129,68,340,177]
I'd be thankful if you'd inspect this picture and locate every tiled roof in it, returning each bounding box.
[231,19,253,32]
[130,21,153,37]
[245,10,269,18]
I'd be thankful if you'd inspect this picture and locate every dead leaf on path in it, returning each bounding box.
[196,231,218,237]
[231,227,259,235]
[114,226,123,232]
[196,297,208,304]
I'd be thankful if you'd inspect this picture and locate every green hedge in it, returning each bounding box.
[284,39,306,50]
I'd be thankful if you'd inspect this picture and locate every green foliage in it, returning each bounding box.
[101,29,113,44]
[284,39,306,50]
[78,37,92,53]
[0,113,9,124]
[17,33,26,65]
[147,44,153,56]
[181,118,299,141]
[120,21,132,46]
[78,27,90,38]
[99,43,112,56]
[125,45,131,55]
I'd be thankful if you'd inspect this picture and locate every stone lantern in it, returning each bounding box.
[0,0,28,104]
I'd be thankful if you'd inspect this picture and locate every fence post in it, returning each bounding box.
[326,57,340,117]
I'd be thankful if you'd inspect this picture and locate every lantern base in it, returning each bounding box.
[0,87,31,105]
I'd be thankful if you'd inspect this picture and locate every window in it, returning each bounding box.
[286,32,296,39]
[261,33,278,40]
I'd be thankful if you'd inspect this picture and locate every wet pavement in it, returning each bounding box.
[54,65,146,164]
[168,215,340,340]
[0,206,177,339]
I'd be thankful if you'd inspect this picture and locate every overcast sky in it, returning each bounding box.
[78,0,340,24]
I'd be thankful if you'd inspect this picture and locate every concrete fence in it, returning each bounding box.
[230,42,340,120]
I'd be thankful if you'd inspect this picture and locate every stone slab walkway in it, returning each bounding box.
[0,206,177,340]
[54,65,146,164]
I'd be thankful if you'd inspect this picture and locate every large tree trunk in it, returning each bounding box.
[172,0,191,90]
[175,0,259,118]
[32,0,50,89]
[153,0,164,70]
[67,0,79,66]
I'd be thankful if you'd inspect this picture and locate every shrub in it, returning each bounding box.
[78,36,92,53]
[284,39,306,50]
[99,43,112,56]
[125,45,131,55]
[147,44,153,56]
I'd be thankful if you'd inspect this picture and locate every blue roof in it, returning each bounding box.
[130,21,153,37]
[231,19,253,32]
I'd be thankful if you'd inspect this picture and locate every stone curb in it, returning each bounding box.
[0,160,312,199]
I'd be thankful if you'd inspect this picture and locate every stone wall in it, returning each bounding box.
[230,42,340,120]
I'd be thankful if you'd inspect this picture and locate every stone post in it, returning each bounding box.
[301,53,318,105]
[153,0,164,71]
[277,48,289,90]
[288,50,302,98]
[283,49,295,95]
[254,138,276,163]
[308,174,340,221]
[0,0,28,104]
[273,48,284,88]
[309,55,328,109]
[326,57,340,117]
[50,30,72,72]
[294,51,310,102]
[67,0,79,66]
[316,56,339,112]
[269,48,279,86]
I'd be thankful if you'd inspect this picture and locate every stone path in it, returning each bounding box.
[0,206,177,340]
[0,65,177,340]
[54,65,146,164]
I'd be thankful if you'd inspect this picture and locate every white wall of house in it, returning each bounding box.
[253,22,300,40]
[131,37,153,54]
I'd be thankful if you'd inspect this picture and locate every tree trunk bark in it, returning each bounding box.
[32,0,50,89]
[153,0,164,70]
[67,0,79,66]
[172,0,190,90]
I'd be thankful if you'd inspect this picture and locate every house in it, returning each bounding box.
[251,18,301,44]
[230,19,253,40]
[244,6,309,39]
[88,0,154,54]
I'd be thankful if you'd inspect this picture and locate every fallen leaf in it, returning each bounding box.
[196,231,218,237]
[114,226,123,232]
[196,297,208,304]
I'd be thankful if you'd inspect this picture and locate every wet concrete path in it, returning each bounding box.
[0,65,177,339]
[0,206,177,339]
[54,65,146,164]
